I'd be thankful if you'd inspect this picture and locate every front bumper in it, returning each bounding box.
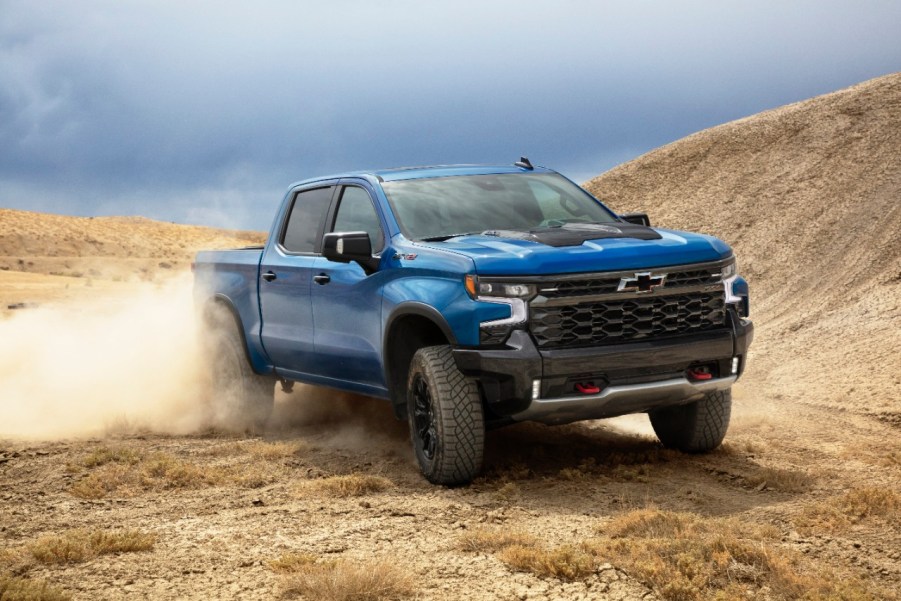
[453,312,753,425]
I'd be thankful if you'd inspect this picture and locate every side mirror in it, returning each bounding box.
[620,212,651,227]
[322,231,379,274]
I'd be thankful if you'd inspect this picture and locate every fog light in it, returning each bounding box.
[532,379,541,400]
[731,357,740,374]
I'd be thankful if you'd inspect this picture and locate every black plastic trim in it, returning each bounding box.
[207,295,274,377]
[384,302,458,347]
[453,316,753,419]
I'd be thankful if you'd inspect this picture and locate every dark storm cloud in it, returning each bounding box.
[2,0,900,229]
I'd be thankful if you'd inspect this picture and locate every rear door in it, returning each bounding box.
[259,184,335,376]
[309,182,388,389]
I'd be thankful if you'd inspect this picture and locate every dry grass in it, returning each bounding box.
[461,508,886,599]
[230,463,282,489]
[0,548,18,567]
[457,528,536,553]
[840,486,901,523]
[242,440,308,458]
[0,573,70,601]
[493,481,520,501]
[884,450,901,468]
[267,552,318,574]
[458,528,596,581]
[69,447,274,499]
[78,446,144,468]
[589,508,882,601]
[69,463,134,499]
[138,454,227,489]
[203,440,309,459]
[295,474,393,498]
[497,545,597,581]
[839,442,901,469]
[603,508,714,539]
[28,529,155,565]
[280,559,414,601]
[794,487,901,534]
[746,466,816,492]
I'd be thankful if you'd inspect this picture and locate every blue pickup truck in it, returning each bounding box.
[194,159,752,485]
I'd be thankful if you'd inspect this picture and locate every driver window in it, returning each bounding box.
[332,186,384,250]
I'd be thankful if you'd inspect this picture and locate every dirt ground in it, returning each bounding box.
[1,74,900,600]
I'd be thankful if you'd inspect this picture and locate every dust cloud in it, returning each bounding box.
[0,275,210,440]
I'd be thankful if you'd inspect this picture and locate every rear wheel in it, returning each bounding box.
[205,308,275,432]
[407,346,484,485]
[649,388,732,452]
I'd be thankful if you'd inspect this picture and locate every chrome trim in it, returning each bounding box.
[476,257,733,285]
[723,275,742,304]
[512,376,736,424]
[479,297,528,327]
[532,283,723,307]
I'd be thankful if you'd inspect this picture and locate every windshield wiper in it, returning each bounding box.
[419,232,483,242]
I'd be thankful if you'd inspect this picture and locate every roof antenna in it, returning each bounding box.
[514,156,533,170]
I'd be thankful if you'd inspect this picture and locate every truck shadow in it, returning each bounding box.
[478,419,805,517]
[266,387,804,517]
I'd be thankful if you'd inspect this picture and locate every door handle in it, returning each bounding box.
[313,273,331,285]
[261,271,277,282]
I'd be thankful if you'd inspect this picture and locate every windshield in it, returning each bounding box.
[382,173,618,241]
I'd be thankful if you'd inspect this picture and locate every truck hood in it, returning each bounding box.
[415,228,732,275]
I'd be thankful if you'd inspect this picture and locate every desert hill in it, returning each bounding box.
[0,208,266,281]
[585,72,901,419]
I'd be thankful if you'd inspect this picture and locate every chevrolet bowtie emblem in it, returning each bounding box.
[617,272,666,293]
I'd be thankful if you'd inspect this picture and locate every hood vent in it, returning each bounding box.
[483,222,662,248]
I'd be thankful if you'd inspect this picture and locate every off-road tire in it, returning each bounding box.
[407,345,485,485]
[205,309,275,432]
[649,388,732,452]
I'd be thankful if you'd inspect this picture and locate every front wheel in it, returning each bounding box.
[407,346,485,485]
[649,388,732,452]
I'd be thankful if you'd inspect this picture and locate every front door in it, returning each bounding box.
[310,183,387,390]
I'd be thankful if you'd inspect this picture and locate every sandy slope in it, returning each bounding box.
[2,75,901,601]
[585,72,901,420]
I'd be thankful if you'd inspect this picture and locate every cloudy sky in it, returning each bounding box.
[2,1,899,230]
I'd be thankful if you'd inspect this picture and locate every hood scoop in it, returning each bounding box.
[482,222,662,248]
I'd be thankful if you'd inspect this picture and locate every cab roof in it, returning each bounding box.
[373,164,553,182]
[288,163,555,189]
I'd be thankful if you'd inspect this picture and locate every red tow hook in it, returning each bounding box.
[575,382,601,394]
[687,367,713,381]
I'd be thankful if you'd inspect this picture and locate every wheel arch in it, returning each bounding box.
[383,303,457,419]
[202,295,273,376]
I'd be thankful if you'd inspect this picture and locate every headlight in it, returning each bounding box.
[464,275,536,300]
[721,258,737,279]
[465,275,532,345]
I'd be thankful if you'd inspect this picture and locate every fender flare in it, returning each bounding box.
[203,294,273,376]
[382,302,458,415]
[383,302,457,351]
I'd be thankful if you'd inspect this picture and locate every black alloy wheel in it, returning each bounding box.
[411,374,438,461]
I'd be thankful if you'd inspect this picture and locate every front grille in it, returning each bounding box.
[530,290,727,349]
[538,266,722,298]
